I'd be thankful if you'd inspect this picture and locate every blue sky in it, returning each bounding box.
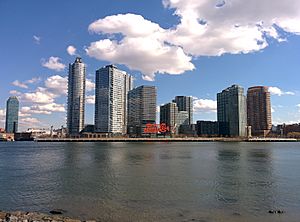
[0,0,300,130]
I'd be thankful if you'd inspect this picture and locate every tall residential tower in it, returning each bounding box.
[247,86,272,137]
[160,102,178,134]
[127,85,157,137]
[5,96,19,133]
[217,85,247,137]
[67,57,86,136]
[173,96,193,125]
[95,65,133,135]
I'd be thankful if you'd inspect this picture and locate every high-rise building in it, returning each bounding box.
[177,111,189,126]
[247,86,272,137]
[5,96,19,133]
[160,102,178,134]
[67,57,86,136]
[95,65,133,135]
[217,85,247,137]
[173,96,193,125]
[127,85,157,137]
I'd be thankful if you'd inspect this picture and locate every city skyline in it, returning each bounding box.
[1,0,300,130]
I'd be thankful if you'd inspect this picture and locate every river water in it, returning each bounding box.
[0,142,299,222]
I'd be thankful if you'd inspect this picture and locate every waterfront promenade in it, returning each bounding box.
[35,137,298,142]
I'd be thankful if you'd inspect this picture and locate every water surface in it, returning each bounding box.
[0,142,299,222]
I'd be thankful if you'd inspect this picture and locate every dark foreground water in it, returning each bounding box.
[0,142,300,222]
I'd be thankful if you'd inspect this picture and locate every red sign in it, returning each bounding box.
[144,123,170,134]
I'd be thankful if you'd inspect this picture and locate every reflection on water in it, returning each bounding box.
[0,142,300,222]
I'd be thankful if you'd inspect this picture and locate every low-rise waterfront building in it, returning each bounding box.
[196,121,219,137]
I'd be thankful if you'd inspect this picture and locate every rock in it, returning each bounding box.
[42,216,53,221]
[8,215,18,222]
[0,212,6,220]
[65,219,81,222]
[232,212,241,216]
[49,210,63,215]
[268,210,285,214]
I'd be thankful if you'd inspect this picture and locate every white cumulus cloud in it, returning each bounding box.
[45,75,68,95]
[42,56,66,71]
[86,0,300,80]
[26,77,41,84]
[86,14,195,81]
[21,87,56,104]
[21,103,65,115]
[86,95,95,104]
[12,80,28,89]
[194,98,217,113]
[269,87,295,96]
[0,109,5,124]
[20,117,40,125]
[67,45,77,56]
[86,79,95,91]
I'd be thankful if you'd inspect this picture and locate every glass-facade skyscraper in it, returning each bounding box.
[95,65,133,135]
[173,96,193,125]
[217,85,247,137]
[127,85,157,137]
[160,102,178,134]
[67,57,86,136]
[5,96,19,133]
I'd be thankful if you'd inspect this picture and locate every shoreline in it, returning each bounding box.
[34,137,299,142]
[0,210,87,222]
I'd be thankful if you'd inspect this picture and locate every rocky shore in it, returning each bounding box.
[0,211,94,222]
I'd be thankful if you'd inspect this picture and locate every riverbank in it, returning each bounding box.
[0,210,89,222]
[35,137,299,142]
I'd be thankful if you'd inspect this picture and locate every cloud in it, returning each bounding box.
[21,103,65,115]
[163,0,300,55]
[86,79,95,91]
[45,75,68,95]
[26,77,41,84]
[86,95,95,104]
[86,14,195,81]
[86,0,300,80]
[33,35,41,44]
[0,109,5,124]
[269,87,295,96]
[12,80,28,89]
[19,110,31,117]
[42,56,66,71]
[9,90,22,95]
[12,78,41,90]
[271,107,275,113]
[67,45,77,56]
[21,87,56,104]
[20,117,40,125]
[156,105,160,113]
[193,98,217,113]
